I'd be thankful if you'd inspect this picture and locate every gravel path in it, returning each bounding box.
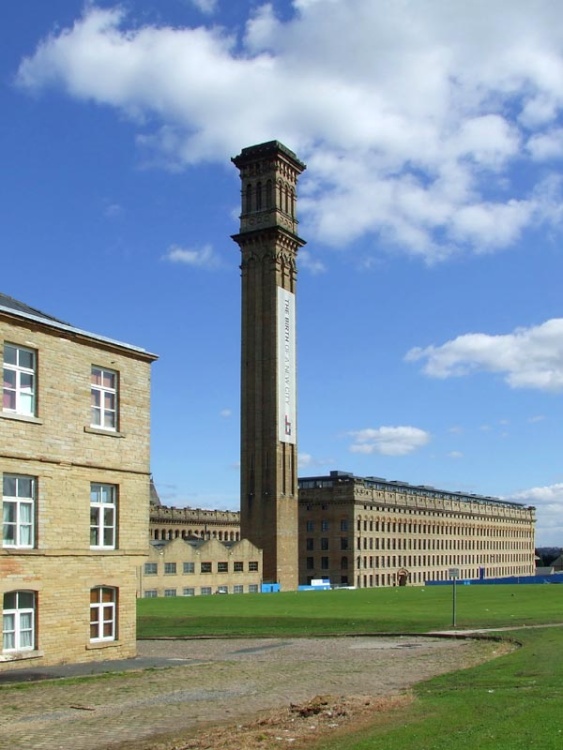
[0,636,506,750]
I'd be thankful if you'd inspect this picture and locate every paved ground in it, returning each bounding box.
[0,636,507,750]
[0,654,187,684]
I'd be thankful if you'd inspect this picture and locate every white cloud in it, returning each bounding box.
[163,243,222,269]
[298,453,314,468]
[298,249,326,275]
[219,408,232,418]
[527,128,563,161]
[189,0,219,15]
[448,451,463,459]
[16,2,563,261]
[509,483,563,547]
[406,318,563,393]
[348,426,430,456]
[298,453,333,469]
[103,202,122,218]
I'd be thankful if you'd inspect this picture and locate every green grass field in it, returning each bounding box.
[138,584,563,749]
[137,583,562,637]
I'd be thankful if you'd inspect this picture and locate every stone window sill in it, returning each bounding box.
[86,640,122,651]
[84,426,125,438]
[0,412,43,425]
[0,649,44,663]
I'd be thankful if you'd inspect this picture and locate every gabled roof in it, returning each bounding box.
[0,292,69,325]
[0,291,157,360]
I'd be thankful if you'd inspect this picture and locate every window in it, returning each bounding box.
[249,561,259,572]
[183,587,195,596]
[164,589,177,597]
[256,181,263,210]
[217,585,228,594]
[321,520,329,531]
[218,562,228,573]
[320,538,329,550]
[91,366,118,430]
[306,521,314,532]
[144,590,157,598]
[2,344,35,416]
[201,586,212,595]
[90,587,116,642]
[233,585,244,594]
[3,591,35,652]
[183,562,195,574]
[306,557,314,570]
[164,562,177,575]
[3,474,35,548]
[248,584,259,593]
[306,538,314,550]
[144,562,157,575]
[340,537,349,550]
[234,561,244,572]
[321,557,329,570]
[90,483,117,549]
[201,562,212,574]
[340,519,349,531]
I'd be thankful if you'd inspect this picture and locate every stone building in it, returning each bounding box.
[1,293,157,669]
[299,471,536,587]
[139,537,262,597]
[149,481,240,543]
[232,141,306,590]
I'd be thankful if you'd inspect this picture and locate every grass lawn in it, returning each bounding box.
[314,627,563,750]
[137,583,562,637]
[138,584,563,749]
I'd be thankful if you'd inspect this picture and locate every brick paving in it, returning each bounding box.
[0,636,500,750]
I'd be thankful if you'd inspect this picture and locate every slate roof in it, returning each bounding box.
[150,477,162,508]
[0,292,69,325]
[0,291,157,359]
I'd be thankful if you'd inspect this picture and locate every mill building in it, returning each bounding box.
[299,470,536,587]
[1,293,157,669]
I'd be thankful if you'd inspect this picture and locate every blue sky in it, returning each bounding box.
[2,0,563,546]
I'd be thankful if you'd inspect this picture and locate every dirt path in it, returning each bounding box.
[0,636,509,750]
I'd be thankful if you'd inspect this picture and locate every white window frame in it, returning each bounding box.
[144,590,157,598]
[90,483,117,550]
[2,474,35,548]
[144,562,157,575]
[2,344,36,416]
[90,586,116,642]
[91,366,118,431]
[164,588,177,597]
[3,591,35,652]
